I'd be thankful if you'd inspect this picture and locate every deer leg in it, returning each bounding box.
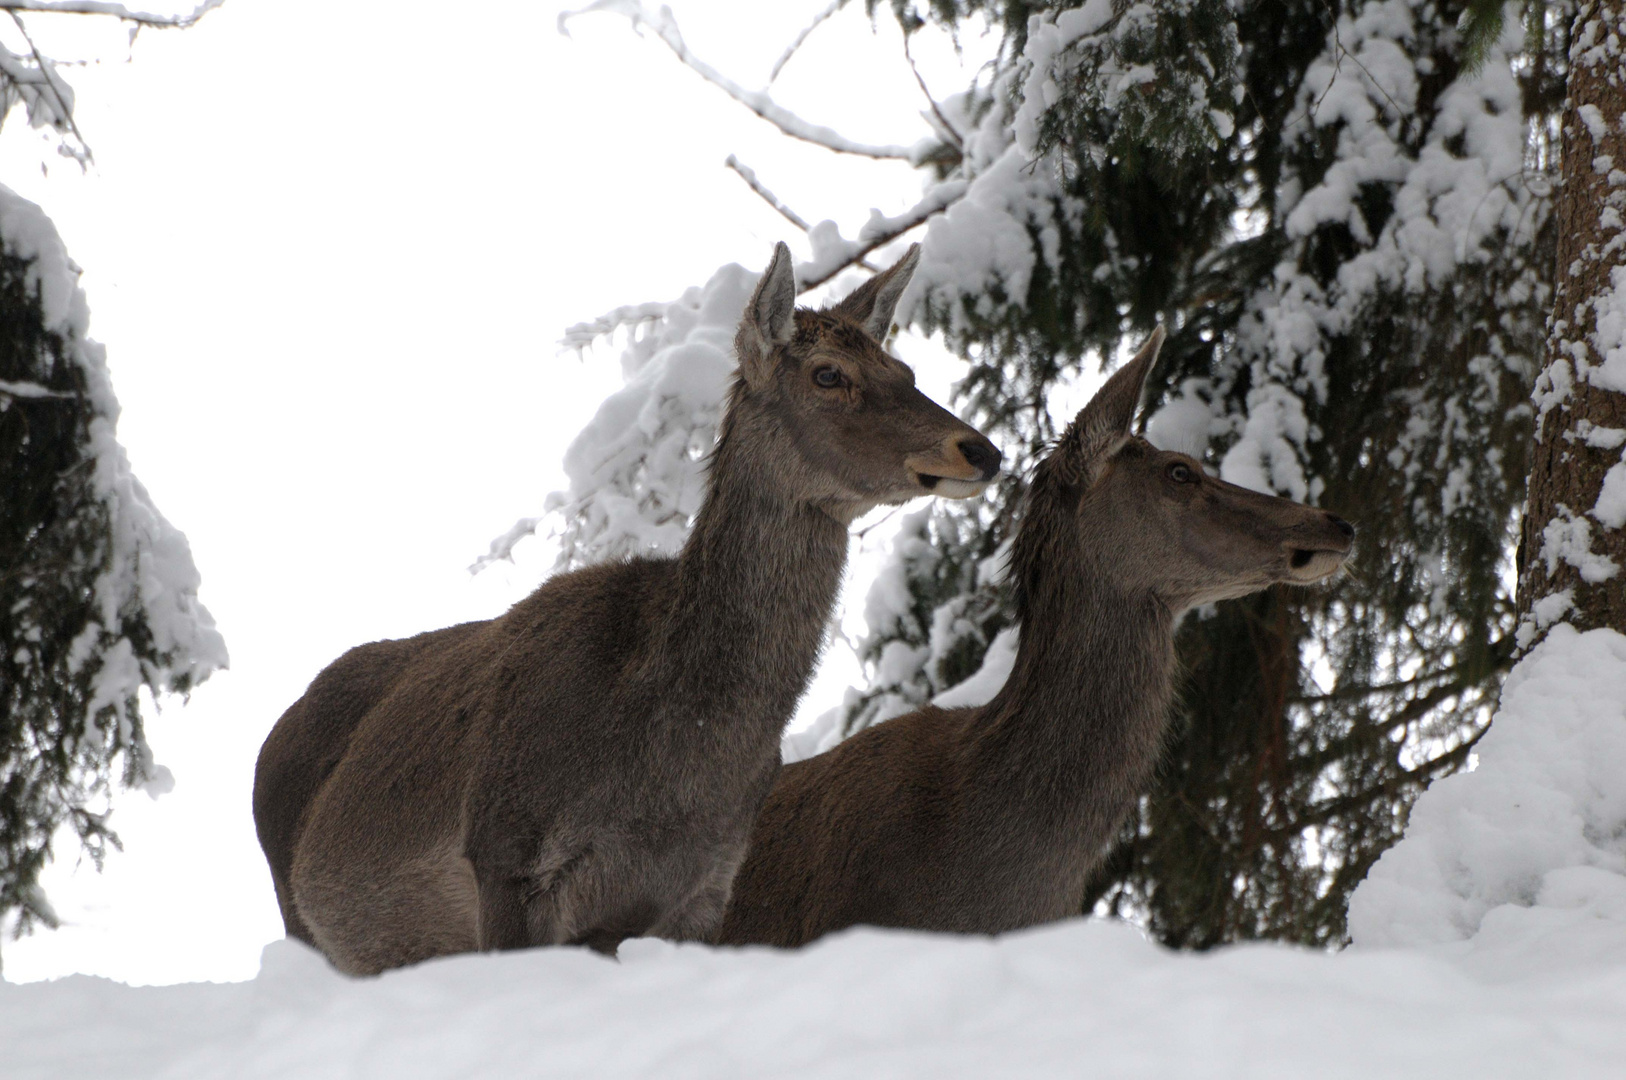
[647,854,740,944]
[475,873,537,952]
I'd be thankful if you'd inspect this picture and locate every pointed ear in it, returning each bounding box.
[736,242,797,388]
[1058,325,1166,483]
[829,243,921,341]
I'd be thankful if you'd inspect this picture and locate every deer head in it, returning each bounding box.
[730,243,1001,520]
[1019,327,1353,615]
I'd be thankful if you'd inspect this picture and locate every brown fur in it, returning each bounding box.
[253,244,1001,974]
[718,328,1355,947]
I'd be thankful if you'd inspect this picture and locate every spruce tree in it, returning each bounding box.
[0,187,225,954]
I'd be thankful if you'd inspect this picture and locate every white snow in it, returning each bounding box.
[1539,507,1621,583]
[1349,625,1626,978]
[1596,451,1626,529]
[1591,265,1626,394]
[4,894,1624,1078]
[929,625,1017,708]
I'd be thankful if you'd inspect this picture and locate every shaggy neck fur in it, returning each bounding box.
[657,384,849,747]
[961,473,1178,892]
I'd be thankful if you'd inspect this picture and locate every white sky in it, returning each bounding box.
[0,0,1016,984]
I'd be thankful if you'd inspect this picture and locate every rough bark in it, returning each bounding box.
[1517,1,1626,647]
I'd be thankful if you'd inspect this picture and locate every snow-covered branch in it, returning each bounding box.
[0,1,224,27]
[559,0,934,163]
[0,376,74,398]
[0,0,225,164]
[724,153,811,232]
[797,179,966,289]
[768,0,845,84]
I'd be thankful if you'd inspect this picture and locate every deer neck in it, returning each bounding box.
[963,553,1177,871]
[657,430,849,743]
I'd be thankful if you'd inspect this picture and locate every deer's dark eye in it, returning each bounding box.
[813,366,845,389]
[1167,463,1197,484]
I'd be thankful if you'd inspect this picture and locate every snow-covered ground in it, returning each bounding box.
[5,629,1625,1076]
[3,915,1622,1080]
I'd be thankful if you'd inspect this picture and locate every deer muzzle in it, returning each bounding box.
[906,436,1002,500]
[1282,513,1355,583]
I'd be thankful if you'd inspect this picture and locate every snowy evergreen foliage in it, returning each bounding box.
[479,265,756,572]
[555,0,1571,948]
[0,185,225,946]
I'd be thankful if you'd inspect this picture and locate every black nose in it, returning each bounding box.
[959,438,1002,480]
[1327,513,1355,540]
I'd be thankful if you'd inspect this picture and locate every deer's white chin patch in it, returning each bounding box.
[1285,549,1347,584]
[931,478,990,499]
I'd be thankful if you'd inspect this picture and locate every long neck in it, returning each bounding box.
[655,419,849,744]
[958,548,1177,891]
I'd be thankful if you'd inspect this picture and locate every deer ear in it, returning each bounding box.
[736,242,797,388]
[1060,325,1166,483]
[829,243,921,341]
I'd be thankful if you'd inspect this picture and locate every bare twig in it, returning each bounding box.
[560,0,918,162]
[768,0,846,85]
[902,27,963,149]
[0,1,224,28]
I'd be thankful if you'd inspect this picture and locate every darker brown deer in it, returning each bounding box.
[718,327,1354,948]
[253,243,1002,974]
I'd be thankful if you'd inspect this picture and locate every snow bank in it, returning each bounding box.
[1349,625,1626,980]
[5,916,1622,1079]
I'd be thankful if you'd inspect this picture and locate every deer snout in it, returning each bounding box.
[1282,512,1355,583]
[906,434,1001,499]
[958,437,1003,482]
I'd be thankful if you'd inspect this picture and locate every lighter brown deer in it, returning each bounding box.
[254,243,1001,973]
[719,327,1354,947]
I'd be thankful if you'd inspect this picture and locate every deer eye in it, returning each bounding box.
[812,366,845,389]
[1167,463,1197,484]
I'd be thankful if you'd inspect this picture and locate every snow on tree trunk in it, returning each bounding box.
[1,184,226,946]
[1517,1,1626,648]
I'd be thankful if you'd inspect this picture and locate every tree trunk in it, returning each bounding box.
[1517,1,1626,647]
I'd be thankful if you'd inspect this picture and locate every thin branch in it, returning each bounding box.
[8,11,90,162]
[0,378,75,399]
[724,153,884,275]
[725,153,811,231]
[768,0,845,85]
[902,25,963,149]
[797,180,966,290]
[0,1,224,28]
[560,0,918,162]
